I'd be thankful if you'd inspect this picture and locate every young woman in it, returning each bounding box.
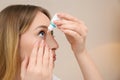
[0,5,103,80]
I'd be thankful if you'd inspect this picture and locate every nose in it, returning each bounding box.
[46,31,59,50]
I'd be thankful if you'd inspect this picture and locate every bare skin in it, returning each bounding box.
[55,13,103,80]
[20,12,103,80]
[20,12,58,80]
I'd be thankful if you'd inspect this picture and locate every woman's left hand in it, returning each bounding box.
[54,13,88,55]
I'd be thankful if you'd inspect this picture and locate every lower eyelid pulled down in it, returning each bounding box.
[38,30,46,38]
[37,30,54,39]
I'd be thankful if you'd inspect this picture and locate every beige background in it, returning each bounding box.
[0,0,120,80]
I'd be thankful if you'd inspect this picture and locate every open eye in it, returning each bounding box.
[38,31,46,38]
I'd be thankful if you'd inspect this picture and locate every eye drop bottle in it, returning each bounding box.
[48,14,60,31]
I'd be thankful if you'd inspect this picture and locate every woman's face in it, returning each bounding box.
[19,11,59,63]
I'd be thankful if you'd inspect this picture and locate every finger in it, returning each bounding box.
[54,19,72,26]
[55,20,87,36]
[28,40,39,68]
[60,28,81,41]
[62,29,87,43]
[43,43,50,68]
[55,19,77,29]
[49,49,53,70]
[58,24,82,36]
[36,40,45,67]
[21,56,28,79]
[57,13,81,23]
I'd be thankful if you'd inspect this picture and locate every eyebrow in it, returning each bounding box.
[35,25,48,30]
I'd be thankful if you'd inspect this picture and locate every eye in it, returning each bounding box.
[38,31,46,38]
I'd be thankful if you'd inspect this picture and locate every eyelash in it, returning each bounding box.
[38,30,46,38]
[38,30,54,38]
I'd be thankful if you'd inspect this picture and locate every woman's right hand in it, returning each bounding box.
[20,40,53,80]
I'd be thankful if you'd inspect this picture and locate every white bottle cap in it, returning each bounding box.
[51,14,59,22]
[48,24,53,31]
[48,14,60,31]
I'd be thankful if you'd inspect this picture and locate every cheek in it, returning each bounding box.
[19,34,36,60]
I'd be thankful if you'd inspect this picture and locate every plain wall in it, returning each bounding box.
[0,0,120,80]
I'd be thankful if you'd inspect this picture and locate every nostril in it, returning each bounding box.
[51,48,56,50]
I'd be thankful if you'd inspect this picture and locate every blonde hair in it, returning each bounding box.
[0,5,50,80]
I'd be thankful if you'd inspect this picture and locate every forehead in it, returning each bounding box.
[29,11,50,30]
